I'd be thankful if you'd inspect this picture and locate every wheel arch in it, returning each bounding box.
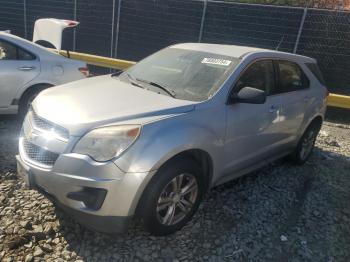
[309,115,323,131]
[291,114,323,165]
[18,83,54,103]
[164,149,213,191]
[13,82,54,106]
[142,148,214,196]
[134,148,213,217]
[295,114,324,147]
[303,114,324,135]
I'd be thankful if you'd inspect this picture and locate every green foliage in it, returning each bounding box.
[225,0,348,9]
[224,0,307,7]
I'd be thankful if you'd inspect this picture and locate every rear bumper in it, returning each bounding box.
[16,153,153,233]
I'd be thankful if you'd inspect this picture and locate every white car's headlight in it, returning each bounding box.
[73,125,141,162]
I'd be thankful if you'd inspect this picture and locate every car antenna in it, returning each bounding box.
[275,35,285,51]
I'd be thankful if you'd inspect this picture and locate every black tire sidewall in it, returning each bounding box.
[139,157,204,236]
[19,85,49,117]
[294,124,319,164]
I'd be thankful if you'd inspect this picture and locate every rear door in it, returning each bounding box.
[274,60,311,147]
[0,39,40,107]
[224,59,283,175]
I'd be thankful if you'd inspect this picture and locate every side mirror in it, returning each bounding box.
[229,87,266,104]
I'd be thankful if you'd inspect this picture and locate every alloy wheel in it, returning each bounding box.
[156,173,198,226]
[299,130,316,161]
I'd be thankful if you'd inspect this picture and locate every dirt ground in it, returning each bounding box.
[0,109,350,262]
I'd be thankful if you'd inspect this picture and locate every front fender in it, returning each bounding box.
[114,108,226,177]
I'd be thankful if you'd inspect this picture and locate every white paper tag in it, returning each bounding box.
[201,58,232,66]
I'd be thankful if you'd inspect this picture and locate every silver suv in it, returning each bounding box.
[16,43,328,235]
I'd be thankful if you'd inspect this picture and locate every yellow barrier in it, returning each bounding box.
[52,49,135,70]
[53,49,350,109]
[328,93,350,109]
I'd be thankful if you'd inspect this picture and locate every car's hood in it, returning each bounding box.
[33,75,196,136]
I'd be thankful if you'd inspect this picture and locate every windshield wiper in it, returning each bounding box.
[135,78,176,98]
[126,73,144,89]
[111,69,123,77]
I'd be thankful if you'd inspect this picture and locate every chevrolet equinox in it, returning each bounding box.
[16,43,328,235]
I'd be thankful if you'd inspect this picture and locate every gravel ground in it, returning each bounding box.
[0,114,350,262]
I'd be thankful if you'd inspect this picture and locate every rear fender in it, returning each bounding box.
[14,78,57,102]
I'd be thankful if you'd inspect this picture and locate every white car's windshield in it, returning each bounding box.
[119,48,240,101]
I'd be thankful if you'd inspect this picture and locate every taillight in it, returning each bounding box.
[79,67,90,77]
[64,20,79,27]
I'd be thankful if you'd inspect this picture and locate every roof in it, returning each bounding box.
[171,43,316,63]
[0,31,56,53]
[172,43,266,58]
[0,32,69,61]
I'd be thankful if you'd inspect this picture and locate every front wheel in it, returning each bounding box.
[138,158,204,235]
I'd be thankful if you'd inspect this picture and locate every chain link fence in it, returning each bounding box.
[0,0,350,94]
[297,8,350,95]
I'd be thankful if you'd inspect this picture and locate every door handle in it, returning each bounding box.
[269,105,277,113]
[18,66,35,71]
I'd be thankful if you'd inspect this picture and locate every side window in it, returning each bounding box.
[18,48,35,60]
[0,40,17,60]
[277,60,309,93]
[306,63,326,86]
[235,60,275,95]
[0,39,35,60]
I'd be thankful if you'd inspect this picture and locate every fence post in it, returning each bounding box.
[110,0,116,58]
[114,0,122,58]
[73,0,77,51]
[198,0,208,43]
[23,0,27,39]
[293,7,307,54]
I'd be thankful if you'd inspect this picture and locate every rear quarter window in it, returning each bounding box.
[276,60,310,93]
[306,63,326,86]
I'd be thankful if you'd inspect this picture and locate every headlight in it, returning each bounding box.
[73,125,140,162]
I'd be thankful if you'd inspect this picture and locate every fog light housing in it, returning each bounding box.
[67,187,107,210]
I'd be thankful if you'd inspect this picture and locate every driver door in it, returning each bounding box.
[223,59,283,176]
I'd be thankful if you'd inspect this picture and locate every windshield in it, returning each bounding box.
[118,48,240,101]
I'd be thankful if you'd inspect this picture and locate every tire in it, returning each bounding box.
[290,122,321,165]
[19,84,51,117]
[138,157,204,236]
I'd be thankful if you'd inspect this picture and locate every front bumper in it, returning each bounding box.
[16,153,152,233]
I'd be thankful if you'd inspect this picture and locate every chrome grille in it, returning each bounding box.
[29,110,69,141]
[21,137,59,167]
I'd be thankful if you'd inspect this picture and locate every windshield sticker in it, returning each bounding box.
[201,58,232,66]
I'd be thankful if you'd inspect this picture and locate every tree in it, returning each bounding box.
[229,0,350,10]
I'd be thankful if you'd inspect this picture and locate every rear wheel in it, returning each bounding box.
[19,84,51,117]
[290,123,321,164]
[138,158,204,235]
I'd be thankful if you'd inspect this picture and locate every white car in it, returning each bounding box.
[0,19,88,115]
